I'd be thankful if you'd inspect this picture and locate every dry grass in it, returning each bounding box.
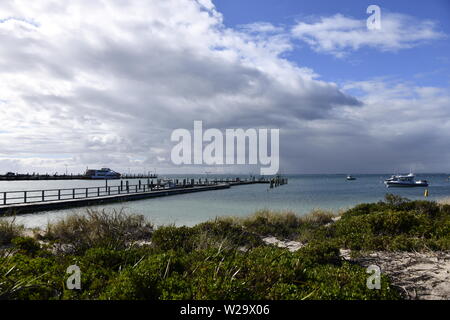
[208,209,337,240]
[218,209,337,229]
[299,209,336,226]
[220,209,301,226]
[0,217,24,246]
[42,209,153,254]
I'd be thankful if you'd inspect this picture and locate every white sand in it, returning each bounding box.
[341,250,450,300]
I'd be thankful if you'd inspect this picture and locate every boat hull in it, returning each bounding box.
[385,182,428,188]
[89,176,121,179]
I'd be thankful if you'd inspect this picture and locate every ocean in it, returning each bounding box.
[1,173,449,228]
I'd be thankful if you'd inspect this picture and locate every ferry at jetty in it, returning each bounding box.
[384,173,428,188]
[84,168,121,179]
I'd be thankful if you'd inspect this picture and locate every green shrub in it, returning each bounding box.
[0,254,63,300]
[302,263,400,300]
[296,241,341,266]
[193,219,263,249]
[384,193,409,207]
[151,225,196,252]
[343,202,387,218]
[11,237,41,257]
[332,196,450,251]
[101,252,185,300]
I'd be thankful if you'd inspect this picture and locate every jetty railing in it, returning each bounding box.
[0,177,276,206]
[0,182,187,206]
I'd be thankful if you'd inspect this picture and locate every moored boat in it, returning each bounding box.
[384,173,428,187]
[84,168,121,179]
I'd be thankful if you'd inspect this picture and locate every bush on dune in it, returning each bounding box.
[214,209,335,240]
[0,217,24,246]
[42,209,153,254]
[332,194,450,251]
[101,245,399,300]
[239,210,303,238]
[3,195,449,300]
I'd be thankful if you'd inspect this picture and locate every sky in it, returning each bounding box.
[0,0,449,174]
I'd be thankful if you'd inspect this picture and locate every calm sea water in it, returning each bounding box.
[1,174,450,228]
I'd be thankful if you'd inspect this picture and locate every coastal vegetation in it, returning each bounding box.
[0,194,449,300]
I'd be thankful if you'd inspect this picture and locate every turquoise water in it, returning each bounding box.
[1,174,450,228]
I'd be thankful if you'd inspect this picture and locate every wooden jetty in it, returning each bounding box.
[0,177,283,215]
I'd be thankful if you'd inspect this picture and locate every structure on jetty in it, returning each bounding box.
[0,172,158,181]
[0,176,287,215]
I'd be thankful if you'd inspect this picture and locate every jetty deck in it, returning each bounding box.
[0,177,285,215]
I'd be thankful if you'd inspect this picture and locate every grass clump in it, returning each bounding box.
[193,219,264,249]
[151,225,196,252]
[239,210,303,238]
[0,218,24,246]
[11,237,42,257]
[42,209,153,254]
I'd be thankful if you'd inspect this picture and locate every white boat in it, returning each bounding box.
[384,173,428,188]
[346,175,356,181]
[157,178,177,188]
[85,168,121,179]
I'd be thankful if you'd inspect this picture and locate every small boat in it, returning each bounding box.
[84,168,121,179]
[346,175,356,180]
[157,178,177,188]
[384,173,428,188]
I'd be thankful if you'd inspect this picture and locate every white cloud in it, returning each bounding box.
[292,13,445,57]
[1,1,448,174]
[0,0,360,173]
[238,22,284,34]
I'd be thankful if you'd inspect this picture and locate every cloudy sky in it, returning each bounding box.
[0,0,449,174]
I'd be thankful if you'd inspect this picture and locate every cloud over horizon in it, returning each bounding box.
[0,0,449,174]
